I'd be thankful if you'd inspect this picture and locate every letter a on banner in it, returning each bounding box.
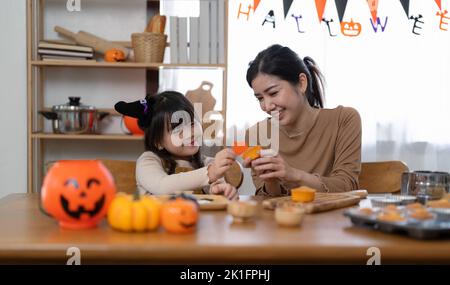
[335,0,348,22]
[315,0,328,22]
[367,0,379,23]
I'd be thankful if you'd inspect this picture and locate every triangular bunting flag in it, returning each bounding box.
[335,0,348,22]
[367,0,379,23]
[253,0,261,12]
[399,0,410,18]
[315,0,327,22]
[283,0,294,19]
[434,0,442,10]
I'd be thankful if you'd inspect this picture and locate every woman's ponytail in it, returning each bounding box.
[303,56,325,108]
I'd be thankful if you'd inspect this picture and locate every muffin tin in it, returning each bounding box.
[344,206,450,239]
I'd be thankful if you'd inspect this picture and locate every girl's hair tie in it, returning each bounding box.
[140,99,148,114]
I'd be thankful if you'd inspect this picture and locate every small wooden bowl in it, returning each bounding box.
[275,202,305,227]
[227,200,258,222]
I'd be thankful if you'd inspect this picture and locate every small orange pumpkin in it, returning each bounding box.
[104,49,126,62]
[161,194,199,234]
[107,192,162,232]
[123,116,144,135]
[41,160,116,229]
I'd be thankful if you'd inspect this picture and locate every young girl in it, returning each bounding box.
[114,91,238,199]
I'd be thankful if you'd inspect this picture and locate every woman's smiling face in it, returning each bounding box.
[251,73,308,126]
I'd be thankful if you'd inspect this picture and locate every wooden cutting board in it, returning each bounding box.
[262,193,361,214]
[185,81,216,130]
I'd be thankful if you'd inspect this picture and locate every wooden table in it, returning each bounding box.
[0,194,449,264]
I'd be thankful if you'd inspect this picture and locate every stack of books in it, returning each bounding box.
[38,41,95,61]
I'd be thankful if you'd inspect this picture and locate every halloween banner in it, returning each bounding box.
[253,0,261,12]
[400,0,410,18]
[367,0,379,23]
[237,0,449,36]
[315,0,328,22]
[335,0,349,22]
[435,0,442,10]
[283,0,294,19]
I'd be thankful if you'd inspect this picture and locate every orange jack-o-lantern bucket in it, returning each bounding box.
[123,116,144,135]
[41,160,116,230]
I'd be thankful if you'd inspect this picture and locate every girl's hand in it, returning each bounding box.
[251,155,300,183]
[210,182,238,200]
[208,149,236,183]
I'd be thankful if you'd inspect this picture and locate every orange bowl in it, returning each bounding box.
[124,116,144,135]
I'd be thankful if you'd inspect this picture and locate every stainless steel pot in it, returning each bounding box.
[39,97,109,134]
[401,171,450,203]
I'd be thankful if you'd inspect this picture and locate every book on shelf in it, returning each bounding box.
[41,55,96,62]
[218,0,225,64]
[38,48,94,58]
[169,16,179,63]
[209,0,218,64]
[198,0,210,64]
[189,17,199,64]
[178,17,188,64]
[38,41,94,53]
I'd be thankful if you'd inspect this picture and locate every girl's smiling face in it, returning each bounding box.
[251,73,308,127]
[162,119,203,159]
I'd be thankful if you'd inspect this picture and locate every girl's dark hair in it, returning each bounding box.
[246,44,325,108]
[114,91,203,174]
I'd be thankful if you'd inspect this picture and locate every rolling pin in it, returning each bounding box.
[54,26,129,57]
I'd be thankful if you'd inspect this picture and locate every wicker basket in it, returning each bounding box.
[131,32,167,63]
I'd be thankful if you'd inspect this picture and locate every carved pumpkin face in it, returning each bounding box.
[161,195,199,234]
[341,19,361,37]
[41,160,116,229]
[104,49,126,62]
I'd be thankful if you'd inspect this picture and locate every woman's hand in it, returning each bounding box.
[208,149,236,183]
[251,155,301,183]
[210,182,238,200]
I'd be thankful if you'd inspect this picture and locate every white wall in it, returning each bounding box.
[0,0,27,198]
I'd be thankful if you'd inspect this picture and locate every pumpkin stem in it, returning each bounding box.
[133,189,140,201]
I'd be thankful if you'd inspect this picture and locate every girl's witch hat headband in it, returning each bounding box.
[114,99,148,120]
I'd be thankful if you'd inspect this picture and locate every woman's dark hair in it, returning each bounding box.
[246,44,325,108]
[114,91,203,174]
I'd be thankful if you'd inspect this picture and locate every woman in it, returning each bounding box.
[244,44,361,196]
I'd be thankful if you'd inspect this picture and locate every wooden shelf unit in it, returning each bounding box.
[31,133,144,141]
[27,0,228,193]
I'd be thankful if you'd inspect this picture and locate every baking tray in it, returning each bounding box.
[344,207,450,239]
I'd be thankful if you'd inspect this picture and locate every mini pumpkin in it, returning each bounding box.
[41,160,116,229]
[104,49,126,62]
[161,194,199,234]
[107,192,162,232]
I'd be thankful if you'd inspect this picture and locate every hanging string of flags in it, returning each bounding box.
[237,0,449,36]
